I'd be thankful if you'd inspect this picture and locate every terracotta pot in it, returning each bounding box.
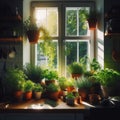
[78,88,88,101]
[27,30,39,44]
[13,90,23,102]
[24,91,33,100]
[49,91,60,101]
[87,18,97,30]
[67,86,75,93]
[72,74,81,79]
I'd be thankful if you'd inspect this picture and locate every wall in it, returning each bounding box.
[0,0,23,97]
[104,0,120,71]
[0,0,23,73]
[96,0,104,68]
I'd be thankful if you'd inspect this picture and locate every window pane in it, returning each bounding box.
[65,40,89,76]
[37,41,58,69]
[65,41,77,64]
[35,7,58,36]
[79,42,88,57]
[66,7,90,36]
[66,8,77,36]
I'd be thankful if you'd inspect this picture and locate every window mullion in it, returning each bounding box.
[77,8,79,36]
[77,41,79,62]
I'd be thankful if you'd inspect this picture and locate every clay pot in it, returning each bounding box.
[13,90,23,102]
[24,91,33,100]
[72,74,81,79]
[87,18,97,30]
[78,88,88,101]
[27,30,39,44]
[49,91,60,101]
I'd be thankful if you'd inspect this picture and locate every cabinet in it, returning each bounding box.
[0,113,84,120]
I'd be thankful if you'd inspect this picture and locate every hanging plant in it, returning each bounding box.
[23,16,40,44]
[86,11,97,30]
[23,16,55,68]
[23,16,53,44]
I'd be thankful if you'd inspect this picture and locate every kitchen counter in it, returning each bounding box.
[0,99,120,120]
[0,99,94,120]
[0,99,94,112]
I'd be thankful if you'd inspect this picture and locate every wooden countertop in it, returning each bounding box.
[0,99,94,113]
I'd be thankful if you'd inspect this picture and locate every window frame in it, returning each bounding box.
[30,1,95,76]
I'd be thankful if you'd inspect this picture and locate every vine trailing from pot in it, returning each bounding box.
[23,16,56,68]
[38,31,56,69]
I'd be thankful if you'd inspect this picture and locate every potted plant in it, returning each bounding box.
[83,57,101,77]
[43,69,58,85]
[23,63,44,83]
[23,16,40,44]
[5,68,26,102]
[75,76,92,101]
[24,80,34,100]
[86,11,97,30]
[33,83,43,100]
[68,62,84,79]
[93,68,120,97]
[46,83,60,101]
[65,78,76,93]
[66,92,76,106]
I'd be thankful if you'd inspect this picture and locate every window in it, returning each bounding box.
[31,1,94,77]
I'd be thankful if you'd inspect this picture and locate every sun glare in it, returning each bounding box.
[35,8,47,27]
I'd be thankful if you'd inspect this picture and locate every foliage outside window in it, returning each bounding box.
[31,1,93,76]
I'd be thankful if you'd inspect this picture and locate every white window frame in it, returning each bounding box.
[23,1,95,77]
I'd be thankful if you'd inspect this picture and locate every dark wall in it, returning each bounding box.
[104,0,120,72]
[0,0,23,98]
[0,0,23,17]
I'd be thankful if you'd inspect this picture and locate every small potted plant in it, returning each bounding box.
[66,92,76,106]
[58,77,68,91]
[33,83,43,100]
[46,83,60,101]
[23,16,52,44]
[24,80,34,100]
[23,16,40,44]
[43,69,58,85]
[86,11,97,30]
[68,62,84,79]
[75,76,92,101]
[5,68,26,102]
[93,68,120,98]
[66,78,75,93]
[23,63,44,83]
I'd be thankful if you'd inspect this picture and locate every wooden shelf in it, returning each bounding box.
[0,37,23,42]
[0,15,22,22]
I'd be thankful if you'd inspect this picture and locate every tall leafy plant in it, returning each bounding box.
[5,68,27,91]
[93,68,120,87]
[23,63,44,83]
